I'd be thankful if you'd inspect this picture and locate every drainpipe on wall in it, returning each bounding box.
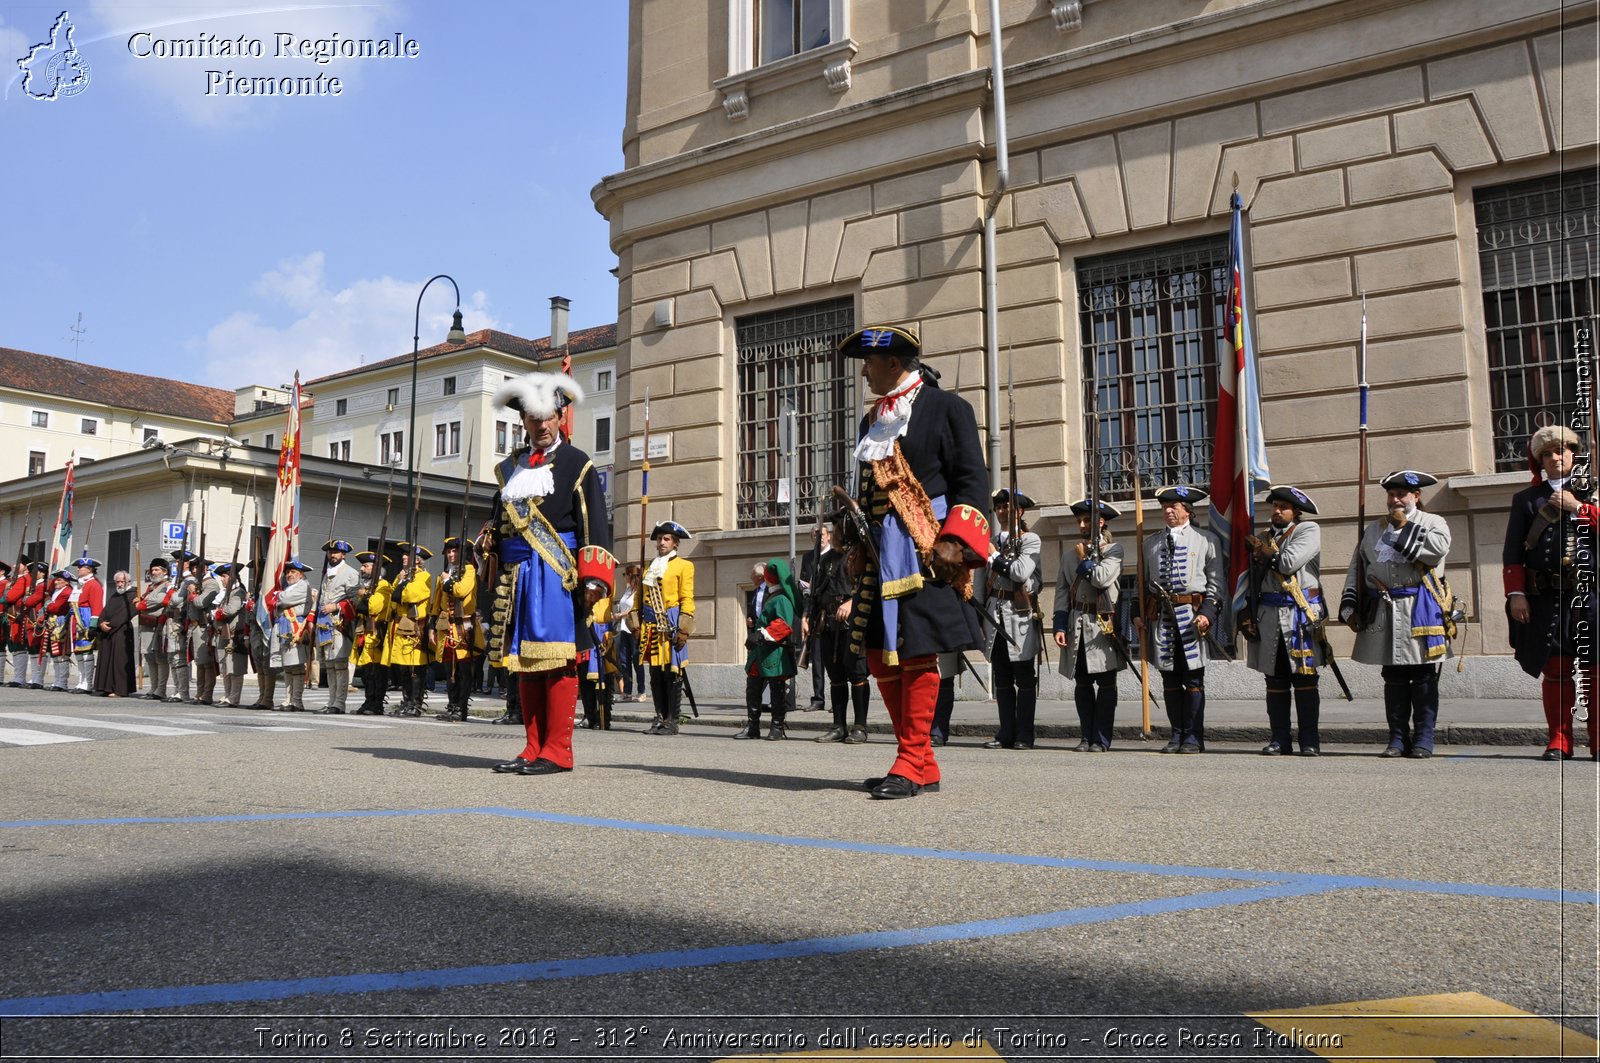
[981,0,1010,493]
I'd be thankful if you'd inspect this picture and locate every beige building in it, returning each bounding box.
[0,309,622,577]
[593,0,1598,694]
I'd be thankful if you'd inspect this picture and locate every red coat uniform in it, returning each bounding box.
[43,581,75,658]
[73,576,105,654]
[21,576,46,652]
[3,571,31,646]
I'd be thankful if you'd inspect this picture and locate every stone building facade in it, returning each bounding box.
[594,0,1598,694]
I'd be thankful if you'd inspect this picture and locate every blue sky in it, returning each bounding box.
[1,1,629,389]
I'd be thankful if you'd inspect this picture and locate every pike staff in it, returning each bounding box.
[1131,453,1152,737]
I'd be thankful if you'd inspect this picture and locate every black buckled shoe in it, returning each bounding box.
[492,758,531,773]
[1261,741,1286,756]
[1406,747,1433,759]
[1541,747,1567,761]
[815,726,847,743]
[982,738,1008,750]
[1088,742,1107,752]
[1178,740,1203,754]
[519,758,571,775]
[861,775,939,794]
[1160,737,1182,753]
[765,722,786,741]
[846,726,868,744]
[1381,744,1407,758]
[1300,747,1321,757]
[869,774,921,800]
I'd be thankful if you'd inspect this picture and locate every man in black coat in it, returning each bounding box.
[843,325,990,799]
[1503,425,1600,760]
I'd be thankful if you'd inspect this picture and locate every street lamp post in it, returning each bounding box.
[405,274,467,560]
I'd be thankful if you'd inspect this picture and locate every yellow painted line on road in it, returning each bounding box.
[716,1039,1005,1062]
[1250,991,1600,1060]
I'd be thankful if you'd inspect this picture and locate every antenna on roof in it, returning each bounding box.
[66,312,89,359]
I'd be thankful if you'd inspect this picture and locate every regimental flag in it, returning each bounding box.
[1208,190,1272,627]
[559,347,575,440]
[45,455,75,575]
[257,374,303,628]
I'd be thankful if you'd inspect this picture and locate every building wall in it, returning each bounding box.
[0,389,229,481]
[597,0,1600,686]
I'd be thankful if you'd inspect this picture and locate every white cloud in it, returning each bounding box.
[86,0,401,128]
[198,251,496,388]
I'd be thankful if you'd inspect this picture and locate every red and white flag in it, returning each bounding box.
[45,454,75,575]
[257,374,303,615]
[1209,191,1272,621]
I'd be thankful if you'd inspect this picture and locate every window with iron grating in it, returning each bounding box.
[1077,234,1228,501]
[735,297,856,529]
[1476,170,1599,473]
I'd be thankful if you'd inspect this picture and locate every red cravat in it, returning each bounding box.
[528,449,547,468]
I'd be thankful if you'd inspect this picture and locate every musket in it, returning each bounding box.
[359,465,397,649]
[13,497,32,572]
[133,523,144,688]
[221,488,249,657]
[79,497,99,565]
[442,430,476,687]
[1352,291,1373,631]
[1131,454,1153,737]
[306,478,343,686]
[637,388,652,577]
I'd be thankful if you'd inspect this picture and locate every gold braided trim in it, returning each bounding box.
[869,442,938,561]
[504,641,577,673]
[503,497,578,591]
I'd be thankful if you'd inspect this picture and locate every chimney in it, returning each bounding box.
[549,296,570,351]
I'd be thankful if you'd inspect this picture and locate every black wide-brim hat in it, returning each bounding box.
[1380,470,1438,491]
[394,542,434,561]
[1070,499,1122,520]
[650,521,691,541]
[838,326,921,359]
[322,539,353,554]
[1155,485,1209,507]
[992,488,1036,511]
[1264,484,1318,515]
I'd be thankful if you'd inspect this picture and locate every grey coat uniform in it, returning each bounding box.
[1054,538,1126,678]
[187,576,221,666]
[1341,509,1454,666]
[979,529,1042,663]
[315,561,360,664]
[1245,521,1326,673]
[212,581,250,669]
[1141,522,1224,671]
[268,579,312,671]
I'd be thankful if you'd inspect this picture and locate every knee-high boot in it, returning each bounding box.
[1264,682,1293,751]
[1292,677,1321,752]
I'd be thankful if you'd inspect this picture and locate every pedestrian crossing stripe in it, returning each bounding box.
[0,712,209,736]
[1249,991,1600,1060]
[0,727,90,746]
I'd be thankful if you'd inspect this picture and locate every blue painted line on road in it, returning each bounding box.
[0,879,1337,1016]
[5,805,1591,907]
[483,809,1597,907]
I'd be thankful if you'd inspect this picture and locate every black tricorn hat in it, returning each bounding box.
[838,325,921,359]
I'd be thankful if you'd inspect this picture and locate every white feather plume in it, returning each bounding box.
[493,372,584,419]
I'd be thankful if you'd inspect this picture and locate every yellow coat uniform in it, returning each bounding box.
[432,564,485,662]
[353,578,391,669]
[638,555,694,669]
[382,572,433,667]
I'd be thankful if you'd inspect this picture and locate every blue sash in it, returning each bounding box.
[875,495,948,661]
[1261,590,1316,674]
[73,606,94,652]
[501,531,578,664]
[1391,585,1446,660]
[640,600,686,670]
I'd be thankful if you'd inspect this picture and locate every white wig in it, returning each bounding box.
[494,372,584,420]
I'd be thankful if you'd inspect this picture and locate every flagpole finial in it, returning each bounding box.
[1231,171,1239,191]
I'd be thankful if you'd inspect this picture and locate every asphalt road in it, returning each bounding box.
[0,688,1595,1063]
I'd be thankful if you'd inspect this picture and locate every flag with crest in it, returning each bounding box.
[257,374,303,623]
